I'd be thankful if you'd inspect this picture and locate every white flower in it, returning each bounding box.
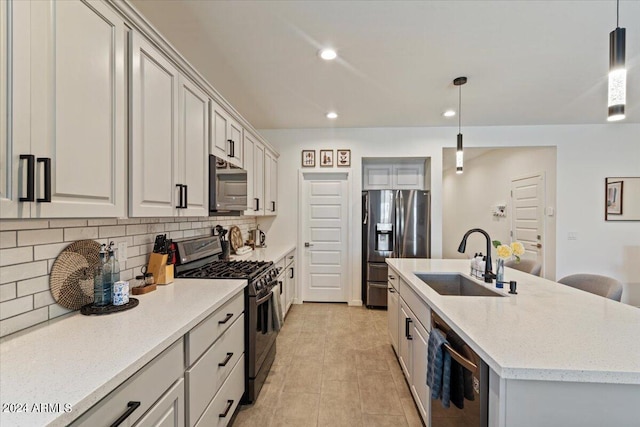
[496,244,513,260]
[511,241,525,257]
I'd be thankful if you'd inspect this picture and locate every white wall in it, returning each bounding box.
[259,124,640,306]
[442,147,557,279]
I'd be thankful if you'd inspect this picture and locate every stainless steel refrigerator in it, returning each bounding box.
[362,190,431,307]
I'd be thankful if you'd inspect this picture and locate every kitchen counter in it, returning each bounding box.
[387,258,640,385]
[0,278,246,427]
[229,243,295,264]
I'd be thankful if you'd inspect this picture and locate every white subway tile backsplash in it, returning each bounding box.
[0,220,49,231]
[0,261,48,285]
[17,276,49,297]
[0,247,33,266]
[64,227,98,241]
[0,283,17,302]
[34,242,70,261]
[18,229,63,246]
[0,307,48,337]
[34,290,55,308]
[0,215,257,337]
[0,295,33,320]
[99,225,126,238]
[0,231,17,249]
[49,219,88,228]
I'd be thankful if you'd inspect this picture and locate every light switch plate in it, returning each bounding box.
[117,241,128,263]
[568,232,578,241]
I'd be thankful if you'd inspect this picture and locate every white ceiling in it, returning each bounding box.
[130,0,639,129]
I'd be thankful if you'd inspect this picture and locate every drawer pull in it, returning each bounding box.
[389,288,396,293]
[388,275,396,280]
[219,399,234,418]
[110,401,141,427]
[218,352,234,367]
[218,313,233,324]
[405,318,413,340]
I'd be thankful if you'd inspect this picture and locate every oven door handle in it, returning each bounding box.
[256,290,273,306]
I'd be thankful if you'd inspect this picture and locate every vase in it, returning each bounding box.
[496,259,505,286]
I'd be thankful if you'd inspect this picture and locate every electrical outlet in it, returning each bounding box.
[117,241,128,263]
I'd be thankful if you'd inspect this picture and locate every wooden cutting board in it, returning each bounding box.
[229,226,243,252]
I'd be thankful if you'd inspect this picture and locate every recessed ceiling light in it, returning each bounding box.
[443,110,456,117]
[319,48,337,61]
[326,112,338,119]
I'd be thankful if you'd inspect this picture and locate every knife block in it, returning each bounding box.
[147,253,174,285]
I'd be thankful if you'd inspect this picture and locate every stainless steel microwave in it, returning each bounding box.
[209,155,247,216]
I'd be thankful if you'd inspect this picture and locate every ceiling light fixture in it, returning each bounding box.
[453,77,467,174]
[326,111,338,119]
[608,0,626,121]
[319,48,337,61]
[443,110,456,118]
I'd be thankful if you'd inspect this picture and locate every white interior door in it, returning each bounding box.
[300,172,349,302]
[511,174,545,271]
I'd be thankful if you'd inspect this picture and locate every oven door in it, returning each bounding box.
[250,288,278,378]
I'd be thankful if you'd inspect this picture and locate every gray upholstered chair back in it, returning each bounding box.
[557,274,623,302]
[504,259,542,277]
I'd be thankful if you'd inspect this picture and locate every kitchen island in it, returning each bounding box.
[0,278,246,427]
[387,258,640,427]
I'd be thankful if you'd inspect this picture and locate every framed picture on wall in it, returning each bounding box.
[607,180,623,215]
[320,150,334,167]
[337,149,351,167]
[301,150,316,167]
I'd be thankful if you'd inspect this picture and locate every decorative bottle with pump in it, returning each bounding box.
[93,244,109,306]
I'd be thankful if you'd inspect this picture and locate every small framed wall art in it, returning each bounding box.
[320,150,334,167]
[302,150,316,167]
[606,180,623,215]
[337,149,351,167]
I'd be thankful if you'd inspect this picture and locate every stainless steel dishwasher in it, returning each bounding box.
[431,312,489,427]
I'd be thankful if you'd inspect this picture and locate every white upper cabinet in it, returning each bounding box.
[211,101,243,168]
[243,131,256,215]
[363,160,425,190]
[130,31,180,217]
[252,141,265,215]
[2,0,126,218]
[178,77,209,217]
[264,149,277,215]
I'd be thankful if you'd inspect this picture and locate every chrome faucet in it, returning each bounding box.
[457,228,496,283]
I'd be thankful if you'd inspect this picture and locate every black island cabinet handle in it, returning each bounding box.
[405,318,413,340]
[218,313,233,324]
[19,154,35,202]
[218,352,234,367]
[219,400,234,418]
[110,401,141,427]
[37,157,51,203]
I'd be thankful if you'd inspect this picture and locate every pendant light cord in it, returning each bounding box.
[458,85,462,133]
[617,0,619,27]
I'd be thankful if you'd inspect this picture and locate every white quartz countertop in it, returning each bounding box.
[387,259,640,385]
[229,243,296,263]
[0,278,246,427]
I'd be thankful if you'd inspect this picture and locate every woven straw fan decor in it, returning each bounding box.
[50,240,101,310]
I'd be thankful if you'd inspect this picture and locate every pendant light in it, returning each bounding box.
[608,0,626,121]
[454,77,467,174]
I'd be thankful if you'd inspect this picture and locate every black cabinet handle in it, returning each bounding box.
[36,157,51,203]
[176,184,183,208]
[405,318,413,340]
[183,184,188,208]
[218,352,234,367]
[254,198,260,211]
[176,184,188,208]
[389,288,396,294]
[19,154,35,202]
[271,201,276,211]
[227,139,234,158]
[289,267,294,279]
[110,401,141,427]
[279,280,283,294]
[218,399,234,418]
[218,313,233,324]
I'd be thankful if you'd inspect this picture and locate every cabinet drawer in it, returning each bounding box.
[195,354,245,427]
[399,279,431,331]
[387,267,400,290]
[187,290,244,366]
[72,339,184,427]
[186,313,244,427]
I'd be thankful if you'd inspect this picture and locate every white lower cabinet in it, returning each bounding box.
[395,274,431,425]
[387,279,399,353]
[134,378,184,427]
[194,354,244,427]
[284,251,295,314]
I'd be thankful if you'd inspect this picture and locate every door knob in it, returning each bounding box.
[536,243,542,248]
[304,242,314,247]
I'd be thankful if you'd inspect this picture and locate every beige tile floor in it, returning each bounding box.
[232,303,424,427]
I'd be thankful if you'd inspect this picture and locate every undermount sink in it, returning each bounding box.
[416,273,505,297]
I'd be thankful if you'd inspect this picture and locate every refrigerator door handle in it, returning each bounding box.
[398,191,404,258]
[363,192,368,225]
[394,191,399,257]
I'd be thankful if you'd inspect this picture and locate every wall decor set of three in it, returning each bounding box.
[301,149,351,167]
